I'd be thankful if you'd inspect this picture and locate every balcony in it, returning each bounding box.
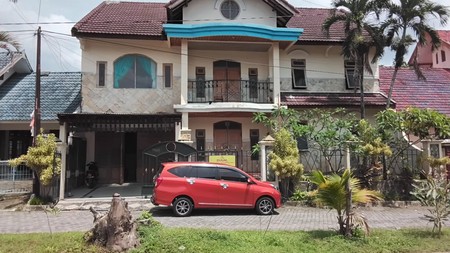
[188,80,273,103]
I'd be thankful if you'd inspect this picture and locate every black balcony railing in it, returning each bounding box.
[188,80,273,103]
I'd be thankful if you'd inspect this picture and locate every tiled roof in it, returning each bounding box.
[72,2,344,42]
[72,1,167,38]
[379,66,450,116]
[437,30,450,45]
[287,8,345,42]
[0,52,12,70]
[0,72,81,121]
[281,92,388,107]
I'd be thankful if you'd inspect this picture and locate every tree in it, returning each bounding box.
[9,131,61,187]
[0,31,20,53]
[269,128,304,199]
[253,107,304,199]
[310,169,383,236]
[323,0,387,119]
[383,0,449,109]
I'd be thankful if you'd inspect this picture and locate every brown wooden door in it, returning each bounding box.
[213,121,242,151]
[213,61,241,102]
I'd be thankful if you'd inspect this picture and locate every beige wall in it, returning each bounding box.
[433,44,450,69]
[183,0,276,26]
[80,38,182,114]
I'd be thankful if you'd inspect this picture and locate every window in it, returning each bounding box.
[169,166,194,177]
[196,67,206,98]
[114,54,156,88]
[442,50,446,62]
[221,0,240,20]
[197,166,217,179]
[297,122,308,151]
[250,129,259,160]
[163,63,172,88]
[249,68,258,99]
[291,59,306,88]
[345,61,356,89]
[97,61,106,87]
[218,168,247,182]
[436,53,439,64]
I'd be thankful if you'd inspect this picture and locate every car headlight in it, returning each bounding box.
[270,184,279,190]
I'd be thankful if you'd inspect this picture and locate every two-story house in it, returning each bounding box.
[60,0,388,198]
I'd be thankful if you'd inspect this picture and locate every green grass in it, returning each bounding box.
[1,228,450,253]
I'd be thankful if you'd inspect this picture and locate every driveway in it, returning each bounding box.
[0,205,440,234]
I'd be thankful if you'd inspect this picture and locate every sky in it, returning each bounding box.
[0,0,449,72]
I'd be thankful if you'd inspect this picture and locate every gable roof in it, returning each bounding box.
[0,72,81,121]
[379,66,450,116]
[72,1,167,39]
[281,92,389,108]
[287,8,345,43]
[437,30,450,46]
[0,51,33,75]
[72,2,344,42]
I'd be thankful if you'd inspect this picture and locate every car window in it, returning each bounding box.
[218,167,247,182]
[196,166,217,180]
[168,166,194,177]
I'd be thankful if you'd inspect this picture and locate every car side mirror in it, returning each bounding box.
[247,178,255,184]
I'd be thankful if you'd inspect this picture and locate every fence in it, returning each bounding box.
[0,161,33,194]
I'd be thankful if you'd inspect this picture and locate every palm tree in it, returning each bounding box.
[0,32,20,55]
[323,0,388,119]
[310,169,382,236]
[383,0,449,109]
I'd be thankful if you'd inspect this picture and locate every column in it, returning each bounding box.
[259,143,267,181]
[181,39,188,105]
[272,42,280,106]
[58,122,67,200]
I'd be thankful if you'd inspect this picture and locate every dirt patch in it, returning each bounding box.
[0,193,30,210]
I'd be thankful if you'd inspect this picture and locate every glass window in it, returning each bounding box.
[97,61,106,87]
[114,54,156,89]
[249,68,258,98]
[221,0,240,20]
[196,67,206,98]
[442,50,446,62]
[169,166,195,177]
[218,167,247,182]
[163,63,172,88]
[197,166,217,179]
[345,61,356,89]
[291,59,306,88]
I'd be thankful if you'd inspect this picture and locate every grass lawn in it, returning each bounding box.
[0,227,449,253]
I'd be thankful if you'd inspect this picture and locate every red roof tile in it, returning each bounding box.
[72,2,167,38]
[281,92,388,107]
[379,66,450,116]
[287,8,346,42]
[437,30,450,45]
[72,2,344,42]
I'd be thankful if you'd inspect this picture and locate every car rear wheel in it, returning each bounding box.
[173,197,193,217]
[256,197,274,215]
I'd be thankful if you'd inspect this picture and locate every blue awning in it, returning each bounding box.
[163,23,303,41]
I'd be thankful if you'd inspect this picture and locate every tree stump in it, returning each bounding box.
[85,193,140,252]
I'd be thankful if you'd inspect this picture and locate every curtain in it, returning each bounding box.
[114,55,134,88]
[137,56,156,88]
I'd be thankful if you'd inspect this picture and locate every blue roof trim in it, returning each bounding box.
[163,23,303,41]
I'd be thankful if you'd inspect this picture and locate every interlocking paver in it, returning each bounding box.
[0,205,446,234]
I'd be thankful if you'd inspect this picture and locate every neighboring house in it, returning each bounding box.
[0,51,81,162]
[408,30,450,69]
[61,0,388,198]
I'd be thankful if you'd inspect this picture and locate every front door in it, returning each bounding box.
[213,60,241,102]
[213,121,242,151]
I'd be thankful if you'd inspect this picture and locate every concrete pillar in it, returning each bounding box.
[58,122,67,200]
[272,42,280,105]
[181,39,188,105]
[260,143,267,181]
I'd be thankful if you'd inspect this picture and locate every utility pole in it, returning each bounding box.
[33,26,41,145]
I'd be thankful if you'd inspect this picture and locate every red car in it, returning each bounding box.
[151,162,282,216]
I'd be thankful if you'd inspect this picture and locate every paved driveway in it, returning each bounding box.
[0,205,442,234]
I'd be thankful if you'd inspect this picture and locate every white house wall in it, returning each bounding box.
[80,38,181,114]
[433,44,450,69]
[183,0,277,26]
[279,45,379,93]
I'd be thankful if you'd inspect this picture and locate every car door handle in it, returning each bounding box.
[220,183,228,189]
[186,178,195,185]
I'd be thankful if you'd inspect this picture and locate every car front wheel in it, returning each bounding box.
[173,197,193,217]
[256,197,274,215]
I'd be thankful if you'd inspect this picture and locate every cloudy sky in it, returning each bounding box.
[0,0,449,72]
